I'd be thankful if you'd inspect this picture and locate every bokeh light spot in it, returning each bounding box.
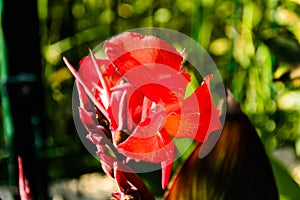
[154,8,172,23]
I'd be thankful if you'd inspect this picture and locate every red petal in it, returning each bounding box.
[111,192,121,200]
[117,134,166,163]
[128,89,144,125]
[109,83,142,131]
[76,81,92,111]
[118,64,190,105]
[166,75,222,142]
[164,114,179,137]
[104,32,183,74]
[64,57,108,118]
[97,146,116,177]
[117,108,176,163]
[78,107,97,130]
[160,130,177,189]
[108,90,123,131]
[114,163,155,200]
[139,83,179,105]
[194,75,222,141]
[161,161,173,190]
[78,56,112,90]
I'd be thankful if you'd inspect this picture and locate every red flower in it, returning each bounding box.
[64,32,222,192]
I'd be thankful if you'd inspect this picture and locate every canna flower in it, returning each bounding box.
[64,32,222,194]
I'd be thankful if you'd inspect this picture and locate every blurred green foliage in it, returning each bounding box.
[1,0,297,196]
[197,0,300,156]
